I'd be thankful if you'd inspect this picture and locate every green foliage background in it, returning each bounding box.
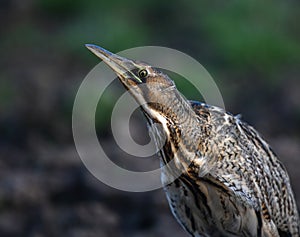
[1,0,299,133]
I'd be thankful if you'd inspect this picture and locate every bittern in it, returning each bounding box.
[86,44,299,237]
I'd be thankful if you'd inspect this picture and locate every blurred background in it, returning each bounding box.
[0,0,300,236]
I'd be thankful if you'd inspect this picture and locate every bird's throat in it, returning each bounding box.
[144,99,209,175]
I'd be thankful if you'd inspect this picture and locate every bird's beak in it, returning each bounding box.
[85,44,142,83]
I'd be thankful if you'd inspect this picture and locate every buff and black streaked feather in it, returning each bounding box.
[159,101,299,237]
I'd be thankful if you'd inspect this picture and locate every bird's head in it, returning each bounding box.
[86,44,182,120]
[86,45,204,171]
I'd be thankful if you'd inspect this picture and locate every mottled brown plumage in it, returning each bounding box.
[86,44,299,237]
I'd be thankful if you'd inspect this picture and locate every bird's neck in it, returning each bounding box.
[147,90,201,125]
[145,92,212,176]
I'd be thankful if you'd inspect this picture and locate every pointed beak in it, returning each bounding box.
[85,44,142,83]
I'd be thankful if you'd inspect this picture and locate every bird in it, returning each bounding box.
[86,44,300,237]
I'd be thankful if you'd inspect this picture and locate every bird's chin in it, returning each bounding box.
[117,74,140,87]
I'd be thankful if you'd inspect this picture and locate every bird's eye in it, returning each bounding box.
[138,69,148,78]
